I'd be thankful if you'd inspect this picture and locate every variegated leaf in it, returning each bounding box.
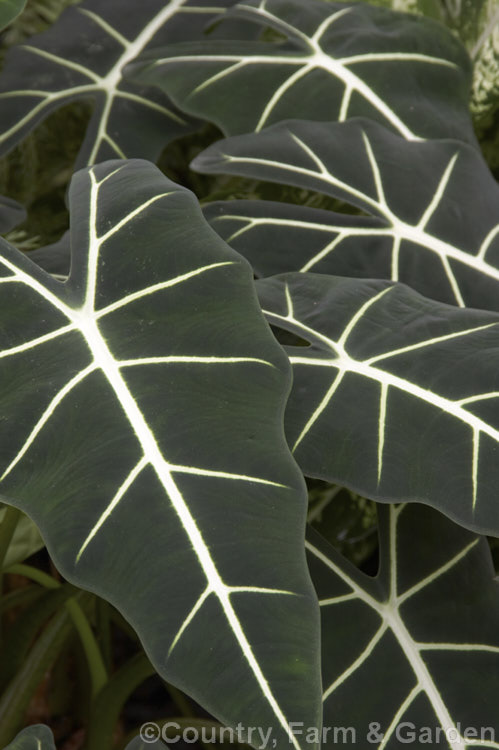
[0,0,240,169]
[0,160,321,749]
[195,118,499,312]
[258,272,499,534]
[309,503,499,749]
[128,0,475,142]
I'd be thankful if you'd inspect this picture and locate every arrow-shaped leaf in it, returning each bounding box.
[309,503,499,749]
[128,0,475,142]
[195,118,499,312]
[0,0,240,168]
[0,160,321,748]
[258,272,499,535]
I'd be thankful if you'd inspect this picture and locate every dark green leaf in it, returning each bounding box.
[196,118,499,311]
[258,272,499,535]
[26,233,70,280]
[129,0,475,142]
[0,0,239,168]
[0,160,321,749]
[309,503,499,748]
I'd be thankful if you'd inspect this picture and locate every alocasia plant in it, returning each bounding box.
[0,158,321,748]
[128,0,476,143]
[309,503,499,745]
[1,0,499,748]
[0,0,241,168]
[194,118,499,310]
[256,273,499,534]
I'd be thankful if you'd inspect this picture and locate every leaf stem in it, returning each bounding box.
[0,604,73,747]
[85,652,155,750]
[0,506,22,642]
[0,506,22,570]
[5,563,108,697]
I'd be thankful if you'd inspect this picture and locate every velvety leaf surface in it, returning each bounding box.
[0,160,321,749]
[258,272,499,535]
[3,725,56,750]
[0,0,240,168]
[309,504,499,749]
[195,118,499,312]
[128,0,475,142]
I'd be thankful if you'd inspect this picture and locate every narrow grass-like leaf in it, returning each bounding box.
[128,0,475,142]
[0,0,240,168]
[258,272,499,535]
[309,504,499,749]
[0,160,321,749]
[196,118,499,312]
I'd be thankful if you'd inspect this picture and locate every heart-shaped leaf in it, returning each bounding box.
[195,118,499,312]
[128,0,475,142]
[258,272,499,535]
[309,503,499,748]
[0,160,321,748]
[0,0,240,168]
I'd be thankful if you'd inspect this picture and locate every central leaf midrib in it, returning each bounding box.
[77,313,302,749]
[97,0,189,92]
[384,608,462,748]
[0,0,195,154]
[308,520,466,747]
[81,159,301,740]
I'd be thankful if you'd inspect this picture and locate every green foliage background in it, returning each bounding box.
[0,0,498,571]
[1,0,499,251]
[0,1,498,745]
